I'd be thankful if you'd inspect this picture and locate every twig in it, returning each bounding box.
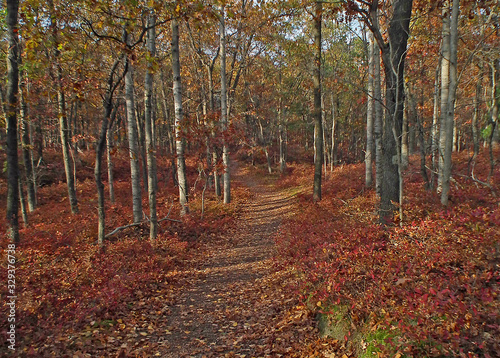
[456,172,497,197]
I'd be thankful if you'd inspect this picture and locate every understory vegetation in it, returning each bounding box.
[274,147,499,357]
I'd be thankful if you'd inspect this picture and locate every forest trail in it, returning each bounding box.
[155,163,316,357]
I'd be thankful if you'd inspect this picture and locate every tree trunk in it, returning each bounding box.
[6,0,20,243]
[488,59,499,181]
[372,0,413,223]
[430,58,441,190]
[19,175,28,228]
[220,7,231,204]
[123,28,143,223]
[331,95,337,170]
[401,98,409,169]
[136,101,149,194]
[470,67,483,173]
[145,12,158,240]
[95,60,123,247]
[365,31,375,187]
[106,108,117,204]
[440,0,460,206]
[48,0,78,215]
[172,16,189,215]
[312,1,323,202]
[373,37,383,197]
[57,73,79,214]
[438,4,451,194]
[19,66,36,212]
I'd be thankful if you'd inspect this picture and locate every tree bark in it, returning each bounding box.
[373,37,383,197]
[440,0,460,206]
[312,1,323,202]
[19,65,36,211]
[123,28,143,223]
[365,31,375,188]
[106,107,117,204]
[172,16,189,215]
[145,12,158,240]
[430,58,441,190]
[95,59,124,247]
[48,0,78,215]
[370,0,413,222]
[220,7,231,204]
[6,0,20,243]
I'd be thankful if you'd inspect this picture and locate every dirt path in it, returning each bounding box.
[156,164,316,357]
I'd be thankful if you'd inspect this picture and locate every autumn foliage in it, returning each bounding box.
[274,148,499,357]
[0,149,247,356]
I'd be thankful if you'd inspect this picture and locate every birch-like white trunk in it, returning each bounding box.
[438,2,451,194]
[441,0,460,205]
[124,29,143,223]
[172,17,189,215]
[220,7,231,204]
[145,13,158,239]
[365,31,375,188]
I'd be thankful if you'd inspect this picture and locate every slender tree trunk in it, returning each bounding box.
[441,0,460,206]
[145,13,158,240]
[6,0,20,243]
[430,58,441,190]
[415,97,430,190]
[19,175,28,228]
[330,95,337,171]
[220,7,231,204]
[57,63,79,214]
[123,30,143,223]
[136,102,149,194]
[438,4,451,194]
[95,108,110,247]
[401,98,410,169]
[48,0,78,215]
[312,1,323,202]
[172,17,189,215]
[279,85,286,173]
[374,42,383,196]
[469,67,482,174]
[489,59,499,181]
[106,106,117,204]
[95,60,124,247]
[365,31,375,187]
[19,66,36,211]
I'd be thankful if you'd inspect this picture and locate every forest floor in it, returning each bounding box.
[1,148,498,357]
[0,154,340,357]
[148,163,334,357]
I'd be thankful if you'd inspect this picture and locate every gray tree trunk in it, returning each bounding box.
[124,29,143,223]
[471,68,483,163]
[19,67,36,211]
[365,31,375,188]
[172,17,189,215]
[401,98,409,169]
[106,112,116,204]
[431,58,441,190]
[369,0,413,223]
[6,0,20,243]
[441,0,460,206]
[312,1,323,202]
[438,3,451,194]
[145,13,158,240]
[220,7,231,204]
[330,94,337,171]
[48,0,78,215]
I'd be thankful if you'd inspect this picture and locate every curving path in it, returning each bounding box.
[159,165,299,357]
